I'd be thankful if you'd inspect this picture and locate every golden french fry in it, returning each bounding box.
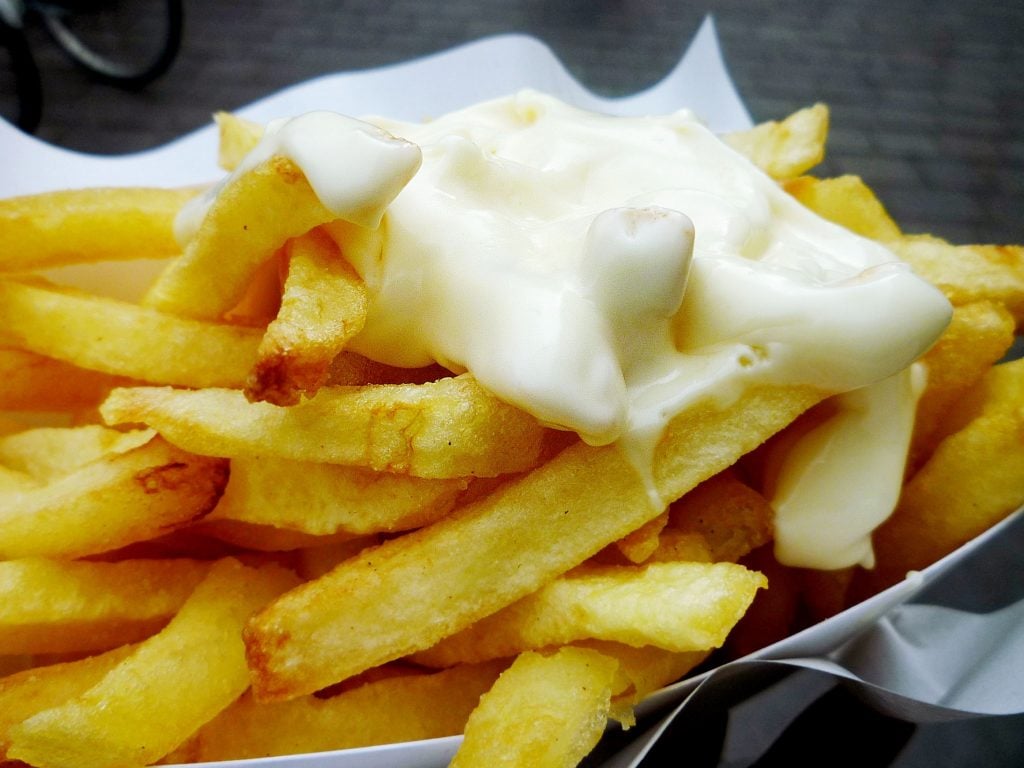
[908,300,1016,470]
[451,647,618,768]
[411,561,766,667]
[784,174,902,241]
[667,468,776,563]
[215,111,264,172]
[867,358,1024,590]
[887,234,1024,325]
[100,375,548,478]
[0,348,132,412]
[195,519,362,552]
[723,103,829,180]
[245,228,368,405]
[0,436,227,559]
[169,660,506,762]
[6,559,298,768]
[0,279,262,388]
[0,644,137,757]
[210,455,468,536]
[244,384,819,700]
[613,511,669,564]
[0,558,209,655]
[0,187,195,271]
[0,425,153,481]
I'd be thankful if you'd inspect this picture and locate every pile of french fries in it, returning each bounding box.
[0,101,1022,768]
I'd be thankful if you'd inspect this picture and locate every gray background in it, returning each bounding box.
[2,1,1022,765]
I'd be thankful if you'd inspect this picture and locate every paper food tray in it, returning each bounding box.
[2,15,1022,768]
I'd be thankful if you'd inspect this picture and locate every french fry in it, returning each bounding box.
[784,174,902,241]
[168,660,506,762]
[0,348,132,412]
[0,644,137,757]
[723,103,829,180]
[887,235,1024,325]
[195,519,362,552]
[0,558,209,655]
[6,559,298,768]
[214,112,264,172]
[0,187,195,271]
[666,468,776,563]
[908,300,1016,470]
[245,228,368,405]
[0,436,227,559]
[450,647,619,768]
[100,375,548,478]
[866,358,1024,591]
[0,279,262,389]
[244,384,819,700]
[613,511,669,564]
[411,561,766,667]
[209,455,468,535]
[0,425,154,480]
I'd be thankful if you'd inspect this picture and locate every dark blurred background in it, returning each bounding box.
[2,1,1022,766]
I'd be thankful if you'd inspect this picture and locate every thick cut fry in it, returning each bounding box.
[0,348,132,412]
[143,156,343,320]
[412,562,766,667]
[0,279,262,388]
[6,559,298,768]
[887,234,1024,325]
[867,359,1024,590]
[215,112,264,171]
[667,468,776,563]
[613,511,669,564]
[908,300,1016,470]
[169,661,506,762]
[100,375,548,478]
[245,228,369,405]
[784,174,902,241]
[722,104,829,180]
[0,558,210,655]
[244,384,819,700]
[0,436,228,559]
[0,644,137,757]
[195,519,361,552]
[451,647,618,768]
[210,456,468,536]
[0,425,153,480]
[0,187,195,271]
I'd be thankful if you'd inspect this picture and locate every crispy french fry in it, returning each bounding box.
[613,511,669,564]
[209,455,468,536]
[723,104,829,180]
[908,300,1016,470]
[6,559,298,768]
[215,112,264,172]
[0,279,262,388]
[867,358,1024,590]
[0,558,209,655]
[0,348,132,412]
[169,661,506,762]
[411,561,766,667]
[667,468,776,563]
[100,375,548,478]
[195,519,362,552]
[245,228,368,405]
[0,425,153,480]
[0,187,195,271]
[784,174,902,241]
[451,647,618,768]
[0,436,227,559]
[887,234,1024,325]
[0,644,137,757]
[143,156,338,320]
[244,384,819,700]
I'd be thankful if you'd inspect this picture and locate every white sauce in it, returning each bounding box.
[771,363,928,569]
[181,90,954,568]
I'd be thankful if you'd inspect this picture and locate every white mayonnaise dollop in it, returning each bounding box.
[186,90,953,568]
